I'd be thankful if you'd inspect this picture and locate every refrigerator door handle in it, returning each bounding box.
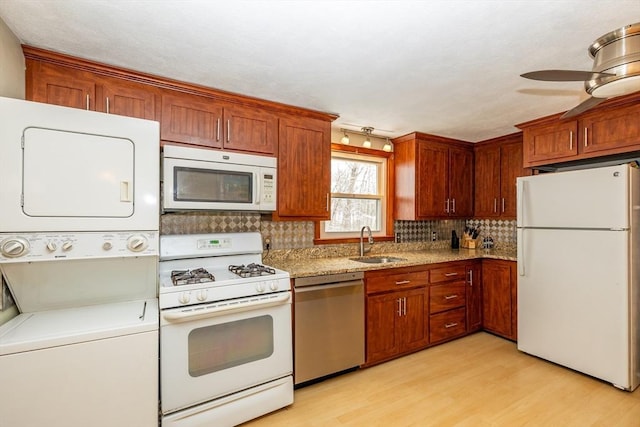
[517,228,525,276]
[516,179,525,226]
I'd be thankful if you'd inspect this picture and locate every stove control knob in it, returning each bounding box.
[269,281,279,291]
[62,241,73,252]
[0,237,30,258]
[256,283,265,293]
[196,290,208,302]
[46,241,57,252]
[127,235,149,252]
[102,242,113,251]
[178,292,191,304]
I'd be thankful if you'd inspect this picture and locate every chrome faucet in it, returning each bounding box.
[360,226,374,257]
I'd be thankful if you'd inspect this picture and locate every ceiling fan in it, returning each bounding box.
[521,22,640,118]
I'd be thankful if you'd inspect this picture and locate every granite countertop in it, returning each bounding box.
[266,248,516,279]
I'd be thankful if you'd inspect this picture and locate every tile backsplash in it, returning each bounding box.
[161,212,516,251]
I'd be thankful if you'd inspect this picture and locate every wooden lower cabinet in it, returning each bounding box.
[364,267,429,366]
[430,307,466,342]
[363,259,514,368]
[428,263,468,344]
[466,261,482,332]
[482,259,517,340]
[366,288,429,363]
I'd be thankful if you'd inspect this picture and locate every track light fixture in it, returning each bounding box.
[340,130,350,145]
[361,127,373,148]
[337,126,392,151]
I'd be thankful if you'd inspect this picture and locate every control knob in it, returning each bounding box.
[256,283,265,293]
[127,235,149,252]
[269,281,279,291]
[196,290,208,302]
[62,241,74,252]
[102,242,113,251]
[45,241,57,252]
[0,237,30,258]
[178,292,191,304]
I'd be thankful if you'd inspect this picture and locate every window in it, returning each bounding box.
[319,149,390,240]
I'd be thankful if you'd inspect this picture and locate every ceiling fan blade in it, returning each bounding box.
[561,96,608,119]
[521,70,615,81]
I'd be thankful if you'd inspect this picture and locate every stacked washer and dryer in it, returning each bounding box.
[0,97,160,427]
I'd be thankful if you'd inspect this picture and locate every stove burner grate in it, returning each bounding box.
[171,268,215,286]
[228,263,276,278]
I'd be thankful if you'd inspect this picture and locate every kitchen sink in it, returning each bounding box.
[350,256,407,264]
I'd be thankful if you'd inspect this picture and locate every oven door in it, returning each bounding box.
[160,292,292,414]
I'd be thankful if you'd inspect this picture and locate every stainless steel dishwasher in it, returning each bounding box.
[293,271,364,386]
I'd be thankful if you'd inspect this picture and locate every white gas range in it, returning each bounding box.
[158,232,293,427]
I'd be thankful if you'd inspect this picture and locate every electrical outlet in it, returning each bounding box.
[431,231,437,241]
[264,236,272,250]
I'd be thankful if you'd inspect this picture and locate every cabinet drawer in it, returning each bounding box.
[430,307,466,343]
[429,282,466,313]
[366,271,428,294]
[430,265,466,283]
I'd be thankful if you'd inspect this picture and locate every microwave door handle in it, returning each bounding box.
[255,172,260,206]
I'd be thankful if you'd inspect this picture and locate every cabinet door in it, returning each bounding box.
[366,292,402,364]
[499,141,528,218]
[27,61,95,110]
[99,77,156,120]
[523,121,578,167]
[277,117,331,219]
[482,260,513,339]
[401,288,429,352]
[581,104,640,155]
[417,143,448,218]
[448,147,474,217]
[474,144,501,217]
[223,105,277,155]
[466,263,482,332]
[161,91,222,148]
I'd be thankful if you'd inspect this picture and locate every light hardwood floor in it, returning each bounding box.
[242,332,640,426]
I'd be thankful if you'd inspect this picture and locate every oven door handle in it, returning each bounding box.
[162,292,291,323]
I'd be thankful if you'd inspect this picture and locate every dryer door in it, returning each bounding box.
[22,127,134,218]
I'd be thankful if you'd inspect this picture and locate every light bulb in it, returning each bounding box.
[362,137,371,148]
[382,142,392,152]
[341,133,350,145]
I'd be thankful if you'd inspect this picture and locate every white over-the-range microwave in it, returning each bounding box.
[162,145,277,212]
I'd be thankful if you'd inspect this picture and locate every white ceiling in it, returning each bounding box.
[0,0,638,142]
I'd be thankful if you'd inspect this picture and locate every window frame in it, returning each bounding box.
[314,143,395,244]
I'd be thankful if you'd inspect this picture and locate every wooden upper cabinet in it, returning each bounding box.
[518,94,640,168]
[449,146,474,217]
[24,46,337,159]
[522,120,578,166]
[26,59,156,120]
[98,76,156,120]
[581,103,640,155]
[222,105,277,155]
[474,144,501,217]
[416,143,448,217]
[160,90,277,154]
[500,140,528,217]
[27,60,96,110]
[276,116,331,219]
[474,133,530,219]
[394,133,474,220]
[161,91,222,148]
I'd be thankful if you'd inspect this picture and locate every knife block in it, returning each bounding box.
[461,237,480,249]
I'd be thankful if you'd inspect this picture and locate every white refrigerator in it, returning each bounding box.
[516,163,640,391]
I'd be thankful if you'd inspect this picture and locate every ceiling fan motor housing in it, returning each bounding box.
[587,22,640,98]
